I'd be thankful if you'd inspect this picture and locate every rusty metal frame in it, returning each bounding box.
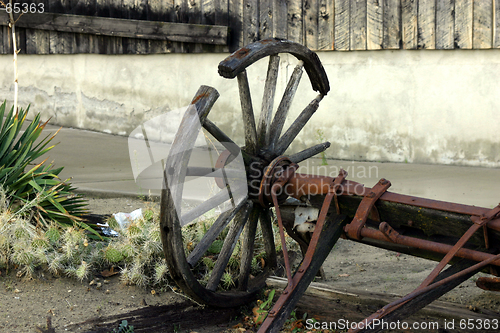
[345,178,391,240]
[256,167,500,332]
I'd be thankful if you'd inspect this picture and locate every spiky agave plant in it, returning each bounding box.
[0,102,92,233]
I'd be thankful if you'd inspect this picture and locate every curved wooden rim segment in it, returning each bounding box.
[218,38,330,96]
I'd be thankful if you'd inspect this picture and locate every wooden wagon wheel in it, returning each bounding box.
[160,38,330,307]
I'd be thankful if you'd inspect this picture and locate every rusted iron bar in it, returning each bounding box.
[259,169,347,332]
[345,225,500,267]
[417,204,500,289]
[348,251,500,333]
[347,179,391,240]
[476,277,500,291]
[347,203,500,329]
[286,173,500,232]
[270,161,300,287]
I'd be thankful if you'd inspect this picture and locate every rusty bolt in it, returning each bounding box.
[380,179,389,185]
[298,268,304,273]
[367,192,376,198]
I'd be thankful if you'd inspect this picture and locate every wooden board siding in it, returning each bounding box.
[383,0,401,49]
[417,0,436,49]
[0,0,499,54]
[334,0,350,51]
[367,0,384,50]
[436,0,455,49]
[454,0,473,49]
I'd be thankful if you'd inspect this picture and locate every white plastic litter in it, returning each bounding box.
[113,208,143,228]
[97,208,143,237]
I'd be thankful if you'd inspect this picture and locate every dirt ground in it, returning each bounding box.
[0,197,499,333]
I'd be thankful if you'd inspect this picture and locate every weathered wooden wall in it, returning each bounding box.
[1,0,500,54]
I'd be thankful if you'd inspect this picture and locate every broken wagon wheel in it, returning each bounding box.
[160,38,330,307]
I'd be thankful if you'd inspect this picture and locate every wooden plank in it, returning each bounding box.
[351,0,367,50]
[243,0,259,46]
[383,0,401,49]
[267,275,500,325]
[200,0,217,52]
[187,0,204,52]
[15,27,27,54]
[361,260,484,333]
[0,25,5,54]
[454,0,473,49]
[473,0,493,49]
[211,0,230,53]
[287,0,303,43]
[259,0,273,40]
[26,27,48,54]
[304,0,319,50]
[496,0,500,47]
[367,0,384,50]
[290,193,500,254]
[273,0,287,39]
[105,0,124,54]
[232,0,245,51]
[23,0,42,54]
[435,0,454,49]
[172,0,187,52]
[124,0,147,54]
[54,0,77,54]
[148,0,173,53]
[0,2,6,53]
[401,0,417,49]
[418,0,436,49]
[74,0,95,53]
[0,12,229,45]
[93,0,107,54]
[334,0,350,51]
[318,0,333,50]
[202,0,217,25]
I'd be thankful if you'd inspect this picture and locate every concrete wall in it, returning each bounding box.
[1,49,499,167]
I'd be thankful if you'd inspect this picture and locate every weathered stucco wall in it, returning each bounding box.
[0,49,499,167]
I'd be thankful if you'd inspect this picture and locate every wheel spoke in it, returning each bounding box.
[259,207,277,270]
[275,94,324,155]
[258,55,280,148]
[203,118,241,157]
[267,61,304,150]
[180,184,246,225]
[206,200,253,291]
[237,206,260,291]
[237,70,258,154]
[187,198,248,267]
[289,142,331,164]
